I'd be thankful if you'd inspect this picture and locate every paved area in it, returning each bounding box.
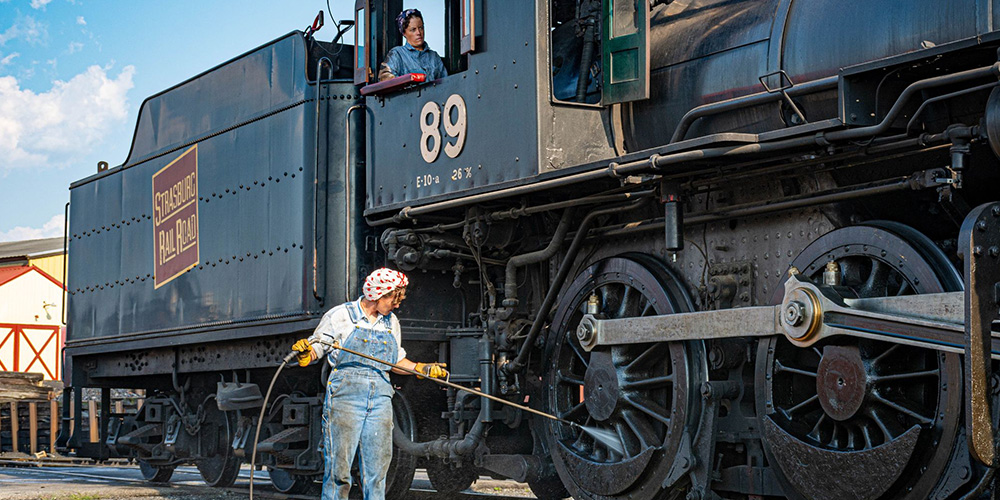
[0,464,536,499]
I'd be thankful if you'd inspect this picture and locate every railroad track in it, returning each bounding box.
[0,459,533,500]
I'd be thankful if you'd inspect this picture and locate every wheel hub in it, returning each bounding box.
[815,346,867,421]
[583,351,620,422]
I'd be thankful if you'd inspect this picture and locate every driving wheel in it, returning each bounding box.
[756,222,963,500]
[543,254,701,500]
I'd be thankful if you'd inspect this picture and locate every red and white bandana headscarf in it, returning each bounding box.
[363,268,409,301]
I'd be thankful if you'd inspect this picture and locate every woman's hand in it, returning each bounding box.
[414,362,448,379]
[291,339,315,367]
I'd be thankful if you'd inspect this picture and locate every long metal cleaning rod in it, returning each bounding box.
[314,341,577,427]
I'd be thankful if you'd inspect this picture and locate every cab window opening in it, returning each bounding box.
[550,0,603,105]
[376,1,469,84]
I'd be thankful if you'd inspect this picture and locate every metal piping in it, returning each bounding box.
[503,209,575,306]
[502,198,649,375]
[906,81,1000,134]
[670,76,839,143]
[372,63,999,225]
[313,57,333,304]
[345,104,364,301]
[392,406,488,459]
[824,63,1000,142]
[594,168,950,238]
[62,201,70,326]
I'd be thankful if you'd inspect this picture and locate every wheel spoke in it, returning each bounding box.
[784,394,819,415]
[774,360,818,378]
[613,421,635,458]
[871,368,939,383]
[624,343,662,372]
[859,259,890,297]
[598,285,614,315]
[557,370,585,387]
[641,299,655,316]
[622,374,674,390]
[559,401,588,421]
[860,422,874,448]
[621,409,657,449]
[622,395,671,427]
[870,393,933,425]
[567,336,590,368]
[616,286,634,318]
[806,413,827,442]
[870,344,901,367]
[866,407,895,441]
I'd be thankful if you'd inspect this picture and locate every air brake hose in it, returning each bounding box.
[248,352,296,500]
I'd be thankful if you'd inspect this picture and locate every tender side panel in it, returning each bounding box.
[125,34,310,165]
[67,34,320,344]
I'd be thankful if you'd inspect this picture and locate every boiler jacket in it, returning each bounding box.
[308,299,406,500]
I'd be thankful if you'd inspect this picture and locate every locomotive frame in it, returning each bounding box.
[61,1,1000,499]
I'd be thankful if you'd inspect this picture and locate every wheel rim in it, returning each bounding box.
[545,255,696,499]
[758,224,962,500]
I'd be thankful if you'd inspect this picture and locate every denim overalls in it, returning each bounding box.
[321,302,398,500]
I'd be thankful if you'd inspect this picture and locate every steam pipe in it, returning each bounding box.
[501,198,649,375]
[313,57,333,304]
[670,76,838,143]
[503,209,575,307]
[823,63,1000,142]
[392,406,488,459]
[345,104,364,301]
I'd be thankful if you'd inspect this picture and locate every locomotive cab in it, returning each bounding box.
[359,0,652,217]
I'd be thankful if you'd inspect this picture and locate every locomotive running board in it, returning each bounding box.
[578,201,1000,467]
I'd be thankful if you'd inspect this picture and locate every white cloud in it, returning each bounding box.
[76,16,86,26]
[0,16,46,45]
[0,64,135,172]
[67,41,82,54]
[0,52,18,66]
[30,0,53,9]
[0,214,64,242]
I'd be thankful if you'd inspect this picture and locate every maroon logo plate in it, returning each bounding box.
[152,144,200,289]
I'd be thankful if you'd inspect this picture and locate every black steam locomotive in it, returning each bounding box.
[61,1,1000,498]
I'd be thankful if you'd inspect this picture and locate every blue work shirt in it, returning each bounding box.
[383,42,448,81]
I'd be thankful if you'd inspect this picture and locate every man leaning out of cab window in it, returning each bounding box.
[378,9,448,82]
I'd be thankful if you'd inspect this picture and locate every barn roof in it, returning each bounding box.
[0,237,63,260]
[0,266,33,287]
[0,265,63,288]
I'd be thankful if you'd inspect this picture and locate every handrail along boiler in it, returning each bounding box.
[61,1,1000,498]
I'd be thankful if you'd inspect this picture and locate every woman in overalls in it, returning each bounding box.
[291,268,448,500]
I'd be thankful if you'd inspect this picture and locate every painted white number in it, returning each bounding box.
[419,101,442,163]
[419,94,468,163]
[443,94,467,159]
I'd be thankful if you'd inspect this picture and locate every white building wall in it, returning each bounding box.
[0,270,64,380]
[0,272,63,325]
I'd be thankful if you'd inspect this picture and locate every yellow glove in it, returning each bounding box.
[414,362,448,379]
[291,339,313,367]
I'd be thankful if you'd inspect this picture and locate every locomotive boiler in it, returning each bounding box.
[61,1,1000,499]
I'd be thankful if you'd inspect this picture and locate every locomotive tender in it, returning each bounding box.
[61,0,1000,498]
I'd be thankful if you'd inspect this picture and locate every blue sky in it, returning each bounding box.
[0,0,443,242]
